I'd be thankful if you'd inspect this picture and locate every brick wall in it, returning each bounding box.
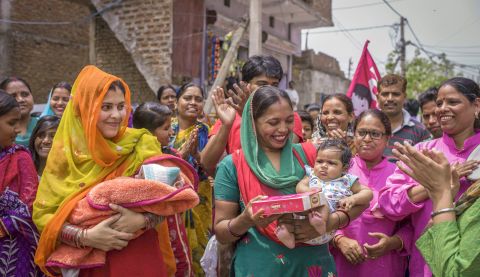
[91,0,173,97]
[1,0,90,103]
[293,69,350,108]
[294,49,346,77]
[293,50,350,108]
[1,0,174,104]
[95,16,156,103]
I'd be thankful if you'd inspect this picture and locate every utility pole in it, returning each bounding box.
[400,17,406,77]
[249,0,262,56]
[347,57,353,79]
[305,31,309,50]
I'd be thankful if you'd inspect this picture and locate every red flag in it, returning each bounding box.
[346,40,381,117]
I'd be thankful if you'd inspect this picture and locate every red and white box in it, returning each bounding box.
[251,189,326,215]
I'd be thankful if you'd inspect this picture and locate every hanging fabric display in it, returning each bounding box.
[209,34,221,83]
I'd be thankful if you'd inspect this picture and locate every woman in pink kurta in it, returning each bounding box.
[378,77,480,277]
[331,109,412,277]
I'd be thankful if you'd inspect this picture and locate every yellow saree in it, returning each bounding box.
[171,121,212,276]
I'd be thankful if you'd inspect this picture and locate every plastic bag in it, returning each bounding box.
[200,235,219,277]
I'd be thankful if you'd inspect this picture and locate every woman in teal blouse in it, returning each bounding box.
[213,86,369,276]
[0,77,38,147]
[393,141,480,277]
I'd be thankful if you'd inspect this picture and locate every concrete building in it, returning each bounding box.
[205,0,333,88]
[0,0,333,103]
[293,49,351,109]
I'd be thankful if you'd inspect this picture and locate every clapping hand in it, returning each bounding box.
[178,127,199,160]
[393,142,453,199]
[452,160,480,178]
[327,128,348,140]
[327,128,354,149]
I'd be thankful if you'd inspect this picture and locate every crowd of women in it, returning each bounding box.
[0,54,479,277]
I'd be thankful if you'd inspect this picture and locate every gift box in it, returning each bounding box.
[251,190,326,215]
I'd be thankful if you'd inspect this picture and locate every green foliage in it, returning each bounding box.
[385,49,457,98]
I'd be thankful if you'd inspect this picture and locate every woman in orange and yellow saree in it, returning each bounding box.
[33,65,177,277]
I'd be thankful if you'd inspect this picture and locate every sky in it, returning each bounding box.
[301,0,480,81]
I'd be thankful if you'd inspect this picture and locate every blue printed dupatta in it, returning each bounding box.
[0,145,44,276]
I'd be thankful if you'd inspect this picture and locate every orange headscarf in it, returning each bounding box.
[33,65,168,275]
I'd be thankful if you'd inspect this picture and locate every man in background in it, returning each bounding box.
[285,80,299,111]
[418,87,442,139]
[377,74,431,160]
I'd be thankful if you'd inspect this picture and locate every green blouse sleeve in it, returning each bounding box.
[416,199,480,277]
[213,155,239,202]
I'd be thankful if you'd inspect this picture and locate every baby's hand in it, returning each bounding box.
[173,176,186,188]
[134,171,145,179]
[338,196,356,211]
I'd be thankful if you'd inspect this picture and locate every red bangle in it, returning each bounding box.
[227,219,243,238]
[336,209,351,229]
[332,234,345,249]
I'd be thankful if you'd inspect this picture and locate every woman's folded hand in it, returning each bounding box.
[83,214,135,252]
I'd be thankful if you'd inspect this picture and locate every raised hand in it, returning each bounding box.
[225,81,252,114]
[212,87,237,127]
[393,142,452,199]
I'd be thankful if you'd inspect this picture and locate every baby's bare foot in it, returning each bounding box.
[309,210,326,236]
[275,224,296,249]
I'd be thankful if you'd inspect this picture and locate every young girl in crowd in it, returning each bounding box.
[133,102,174,153]
[276,139,373,248]
[28,115,60,178]
[298,110,314,141]
[133,101,196,277]
[40,82,71,117]
[0,90,43,276]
